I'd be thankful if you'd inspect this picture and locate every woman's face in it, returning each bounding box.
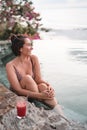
[20,38,33,56]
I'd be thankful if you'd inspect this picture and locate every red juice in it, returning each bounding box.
[17,101,26,117]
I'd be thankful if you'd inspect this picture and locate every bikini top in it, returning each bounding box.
[13,57,34,82]
[13,66,22,82]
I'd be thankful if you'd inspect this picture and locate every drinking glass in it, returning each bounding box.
[16,97,27,119]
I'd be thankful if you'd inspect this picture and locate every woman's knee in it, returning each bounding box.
[20,75,32,86]
[23,75,33,81]
[20,75,39,92]
[38,83,47,92]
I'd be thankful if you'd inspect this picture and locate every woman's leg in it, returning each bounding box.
[38,83,64,115]
[20,75,57,106]
[20,76,56,105]
[20,75,39,92]
[20,75,64,116]
[38,83,57,105]
[38,83,48,92]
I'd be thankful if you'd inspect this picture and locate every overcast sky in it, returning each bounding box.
[32,0,87,4]
[32,0,87,7]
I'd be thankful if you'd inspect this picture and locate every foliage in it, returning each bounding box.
[0,0,42,40]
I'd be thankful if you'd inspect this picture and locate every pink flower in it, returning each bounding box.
[25,12,34,20]
[6,1,12,6]
[32,33,40,40]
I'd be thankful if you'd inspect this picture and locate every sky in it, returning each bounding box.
[32,0,87,4]
[31,0,87,29]
[32,0,87,8]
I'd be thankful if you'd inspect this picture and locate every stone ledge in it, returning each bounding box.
[0,83,87,130]
[0,83,17,117]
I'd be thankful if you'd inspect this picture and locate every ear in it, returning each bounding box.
[20,48,22,52]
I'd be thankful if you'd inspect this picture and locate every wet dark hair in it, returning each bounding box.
[11,34,28,56]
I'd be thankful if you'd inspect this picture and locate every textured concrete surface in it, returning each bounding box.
[0,83,87,130]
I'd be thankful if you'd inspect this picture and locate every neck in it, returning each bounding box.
[18,55,30,63]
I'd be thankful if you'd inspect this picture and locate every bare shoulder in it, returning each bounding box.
[6,58,16,69]
[30,54,39,65]
[6,61,13,68]
[31,54,39,61]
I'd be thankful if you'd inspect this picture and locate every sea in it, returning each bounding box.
[32,1,87,123]
[0,0,87,123]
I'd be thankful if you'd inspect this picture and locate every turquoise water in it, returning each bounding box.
[0,65,9,87]
[31,1,87,122]
[0,43,11,88]
[32,38,87,123]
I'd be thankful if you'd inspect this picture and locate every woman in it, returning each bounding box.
[6,34,64,116]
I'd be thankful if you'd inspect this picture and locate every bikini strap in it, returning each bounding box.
[13,66,22,81]
[30,56,35,79]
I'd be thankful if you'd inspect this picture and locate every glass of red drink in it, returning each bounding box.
[16,97,27,119]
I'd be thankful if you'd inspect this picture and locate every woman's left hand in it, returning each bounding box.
[47,86,55,98]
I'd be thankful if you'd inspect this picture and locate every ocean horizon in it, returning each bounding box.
[32,0,87,42]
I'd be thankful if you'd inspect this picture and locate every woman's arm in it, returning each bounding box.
[31,55,47,84]
[31,55,54,91]
[6,62,29,95]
